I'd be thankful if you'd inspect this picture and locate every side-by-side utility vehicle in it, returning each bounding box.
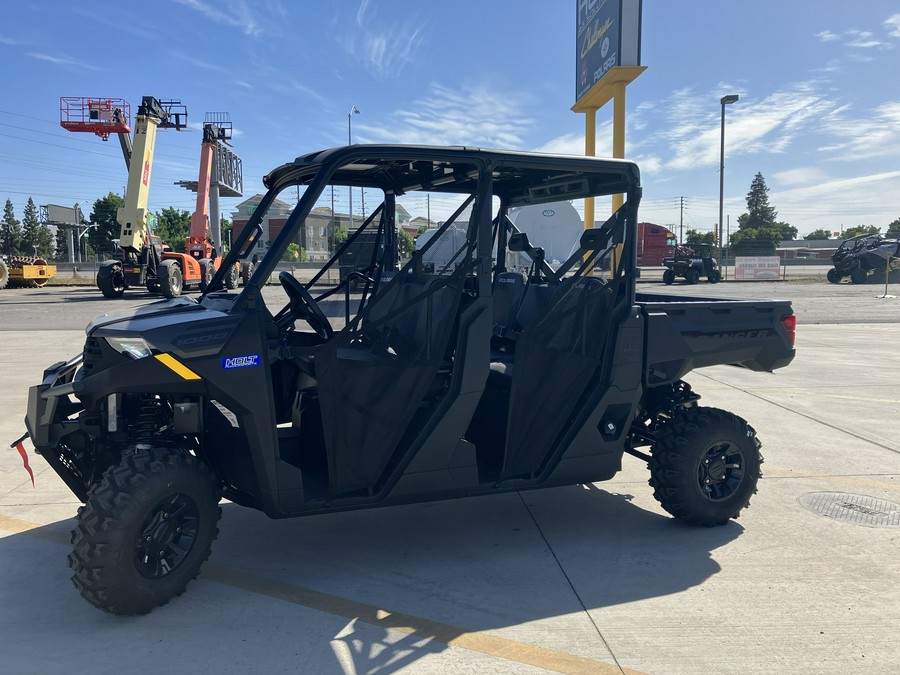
[827,233,900,284]
[24,146,796,615]
[662,242,720,284]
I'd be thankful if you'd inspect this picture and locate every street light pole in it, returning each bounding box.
[719,94,739,262]
[348,105,360,230]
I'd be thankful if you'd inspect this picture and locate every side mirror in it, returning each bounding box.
[508,231,531,252]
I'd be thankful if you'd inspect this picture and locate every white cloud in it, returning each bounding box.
[359,83,535,148]
[173,0,286,38]
[533,133,589,156]
[772,167,830,187]
[0,34,21,45]
[341,1,425,79]
[27,52,102,71]
[653,82,839,170]
[817,101,900,160]
[815,27,891,49]
[885,14,900,38]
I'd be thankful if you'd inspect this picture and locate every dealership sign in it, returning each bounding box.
[576,0,643,104]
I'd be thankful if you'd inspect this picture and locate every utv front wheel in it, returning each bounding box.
[826,268,841,284]
[69,447,221,615]
[649,406,761,526]
[662,269,675,285]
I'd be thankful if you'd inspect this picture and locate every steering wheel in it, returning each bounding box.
[275,271,334,340]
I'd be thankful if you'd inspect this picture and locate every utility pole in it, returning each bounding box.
[679,196,684,244]
[427,194,430,228]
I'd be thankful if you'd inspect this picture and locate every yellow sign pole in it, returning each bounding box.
[573,66,647,226]
[583,107,597,232]
[574,66,646,273]
[611,79,627,212]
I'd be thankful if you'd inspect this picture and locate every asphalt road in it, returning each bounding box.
[2,275,898,332]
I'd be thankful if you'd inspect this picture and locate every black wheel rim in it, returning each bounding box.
[697,443,744,501]
[134,493,199,578]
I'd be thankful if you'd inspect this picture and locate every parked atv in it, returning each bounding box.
[662,243,720,284]
[827,234,900,284]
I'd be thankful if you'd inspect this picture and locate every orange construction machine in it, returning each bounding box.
[177,114,247,292]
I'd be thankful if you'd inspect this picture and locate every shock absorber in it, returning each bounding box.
[134,395,157,450]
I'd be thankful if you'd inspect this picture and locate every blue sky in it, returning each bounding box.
[2,0,900,239]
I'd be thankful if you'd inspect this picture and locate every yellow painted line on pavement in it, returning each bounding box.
[0,512,642,675]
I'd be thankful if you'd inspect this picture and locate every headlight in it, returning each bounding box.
[106,336,153,360]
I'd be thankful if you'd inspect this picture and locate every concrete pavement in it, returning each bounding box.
[1,324,898,674]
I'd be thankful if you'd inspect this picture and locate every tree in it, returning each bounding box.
[398,229,415,258]
[737,173,779,231]
[685,229,715,246]
[154,207,191,252]
[88,192,125,257]
[842,225,880,238]
[284,242,308,262]
[21,197,54,259]
[886,218,900,238]
[772,221,798,241]
[55,227,69,261]
[219,216,232,251]
[730,227,782,255]
[1,198,23,255]
[333,226,348,245]
[805,229,833,240]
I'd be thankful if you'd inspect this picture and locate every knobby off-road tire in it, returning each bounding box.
[687,268,700,285]
[69,447,221,615]
[662,269,675,285]
[850,267,867,285]
[97,263,126,298]
[649,406,762,526]
[708,270,721,283]
[826,268,841,284]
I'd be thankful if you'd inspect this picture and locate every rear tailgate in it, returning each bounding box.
[636,292,795,386]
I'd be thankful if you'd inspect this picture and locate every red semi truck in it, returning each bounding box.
[636,222,677,266]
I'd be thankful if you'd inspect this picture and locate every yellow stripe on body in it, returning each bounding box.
[155,353,201,380]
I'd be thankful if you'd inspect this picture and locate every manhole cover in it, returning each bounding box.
[799,492,900,528]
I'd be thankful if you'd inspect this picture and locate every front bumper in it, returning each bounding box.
[25,353,89,499]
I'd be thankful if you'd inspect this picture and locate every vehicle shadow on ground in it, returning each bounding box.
[4,485,742,673]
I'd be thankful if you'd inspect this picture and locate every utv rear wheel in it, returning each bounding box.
[69,447,221,615]
[663,269,675,285]
[826,268,841,284]
[850,268,867,285]
[649,406,762,526]
[97,263,126,298]
[159,260,183,298]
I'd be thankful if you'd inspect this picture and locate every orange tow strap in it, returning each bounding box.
[10,434,34,487]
